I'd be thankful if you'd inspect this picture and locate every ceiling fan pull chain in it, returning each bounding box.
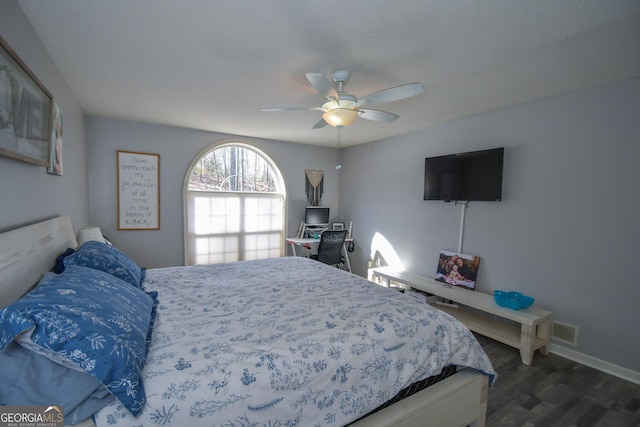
[335,127,342,170]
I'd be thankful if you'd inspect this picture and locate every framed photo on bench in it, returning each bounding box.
[435,250,480,290]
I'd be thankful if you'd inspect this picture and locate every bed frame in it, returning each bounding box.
[0,215,488,427]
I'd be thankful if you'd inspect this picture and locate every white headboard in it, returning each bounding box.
[0,215,77,308]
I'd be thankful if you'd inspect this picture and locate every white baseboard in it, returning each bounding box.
[549,343,640,385]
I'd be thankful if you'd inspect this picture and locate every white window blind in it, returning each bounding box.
[186,191,283,264]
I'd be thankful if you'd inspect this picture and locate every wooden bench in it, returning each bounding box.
[371,267,553,365]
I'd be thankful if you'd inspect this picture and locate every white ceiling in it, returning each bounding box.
[18,0,640,147]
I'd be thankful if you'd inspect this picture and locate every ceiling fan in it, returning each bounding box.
[261,70,425,129]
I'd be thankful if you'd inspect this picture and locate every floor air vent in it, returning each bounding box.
[551,321,579,346]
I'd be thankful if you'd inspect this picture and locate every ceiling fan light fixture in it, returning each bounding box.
[263,70,425,129]
[322,108,358,127]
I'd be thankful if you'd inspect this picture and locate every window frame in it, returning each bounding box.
[183,140,287,265]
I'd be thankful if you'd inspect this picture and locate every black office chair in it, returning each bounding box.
[310,230,348,268]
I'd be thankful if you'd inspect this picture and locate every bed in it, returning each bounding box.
[0,216,495,427]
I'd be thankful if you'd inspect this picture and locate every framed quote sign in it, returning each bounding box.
[117,150,160,230]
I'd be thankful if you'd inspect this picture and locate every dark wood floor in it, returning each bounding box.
[475,335,640,427]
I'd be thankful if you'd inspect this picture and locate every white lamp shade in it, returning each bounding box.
[77,226,106,246]
[322,109,358,127]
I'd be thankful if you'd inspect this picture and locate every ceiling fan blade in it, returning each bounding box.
[306,72,338,98]
[359,82,425,106]
[312,118,329,129]
[260,106,321,112]
[358,109,399,123]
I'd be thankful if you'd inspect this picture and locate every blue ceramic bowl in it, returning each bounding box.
[493,291,534,310]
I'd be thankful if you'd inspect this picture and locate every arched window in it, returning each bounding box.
[184,141,286,265]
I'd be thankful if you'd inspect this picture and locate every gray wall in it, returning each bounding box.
[3,0,638,380]
[339,78,640,374]
[86,116,340,268]
[0,1,89,232]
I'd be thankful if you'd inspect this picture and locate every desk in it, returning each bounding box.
[286,237,353,272]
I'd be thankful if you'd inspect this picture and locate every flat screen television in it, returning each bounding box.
[424,147,504,202]
[305,206,330,225]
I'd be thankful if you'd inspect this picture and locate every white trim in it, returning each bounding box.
[183,139,287,265]
[549,343,640,385]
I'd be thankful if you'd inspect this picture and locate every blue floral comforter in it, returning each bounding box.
[94,256,495,426]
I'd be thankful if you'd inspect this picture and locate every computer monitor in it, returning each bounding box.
[305,207,330,226]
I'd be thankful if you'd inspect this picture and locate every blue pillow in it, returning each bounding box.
[0,266,157,416]
[63,240,145,287]
[54,247,74,273]
[0,341,114,424]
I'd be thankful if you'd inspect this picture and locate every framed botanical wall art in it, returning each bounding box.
[0,35,53,166]
[47,103,63,175]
